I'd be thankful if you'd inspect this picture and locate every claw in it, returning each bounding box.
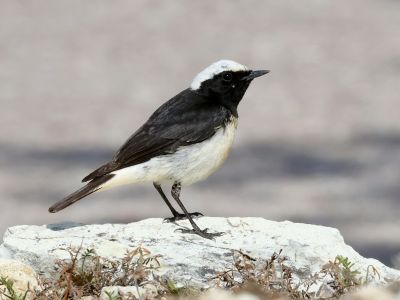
[176,227,224,240]
[164,212,204,223]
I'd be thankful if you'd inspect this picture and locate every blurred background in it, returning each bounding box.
[1,1,400,266]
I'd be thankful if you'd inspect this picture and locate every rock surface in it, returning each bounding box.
[100,285,158,300]
[0,259,39,300]
[0,217,399,291]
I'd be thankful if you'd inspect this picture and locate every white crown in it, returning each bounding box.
[190,60,248,90]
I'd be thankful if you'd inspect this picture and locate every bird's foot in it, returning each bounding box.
[164,212,203,223]
[176,227,224,240]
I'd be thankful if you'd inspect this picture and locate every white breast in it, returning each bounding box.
[168,118,238,185]
[101,118,238,190]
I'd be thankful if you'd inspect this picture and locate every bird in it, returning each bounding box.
[49,59,269,239]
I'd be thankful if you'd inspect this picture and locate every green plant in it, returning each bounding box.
[0,276,30,300]
[336,255,361,286]
[161,279,199,297]
[320,255,363,297]
[104,290,120,300]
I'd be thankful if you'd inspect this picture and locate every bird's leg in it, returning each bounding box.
[153,182,202,222]
[153,182,180,216]
[170,182,223,239]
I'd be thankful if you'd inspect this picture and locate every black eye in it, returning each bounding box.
[222,72,233,82]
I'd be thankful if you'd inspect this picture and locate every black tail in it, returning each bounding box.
[49,174,114,213]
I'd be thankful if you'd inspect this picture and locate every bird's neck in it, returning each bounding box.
[194,89,239,118]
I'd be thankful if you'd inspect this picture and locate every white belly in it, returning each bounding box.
[102,118,237,189]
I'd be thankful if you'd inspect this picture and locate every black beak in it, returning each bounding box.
[242,70,270,81]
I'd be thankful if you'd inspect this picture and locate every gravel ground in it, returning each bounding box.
[1,1,400,265]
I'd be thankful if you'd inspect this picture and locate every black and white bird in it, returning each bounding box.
[49,60,269,239]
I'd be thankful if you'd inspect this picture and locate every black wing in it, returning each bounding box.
[82,89,231,182]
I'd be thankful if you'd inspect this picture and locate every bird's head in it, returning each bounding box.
[190,60,269,114]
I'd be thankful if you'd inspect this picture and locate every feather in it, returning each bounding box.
[82,89,231,182]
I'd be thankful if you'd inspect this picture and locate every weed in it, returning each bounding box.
[104,290,120,300]
[35,245,162,299]
[2,246,391,300]
[160,279,200,298]
[321,255,361,296]
[0,276,30,300]
[213,249,306,299]
[212,251,380,299]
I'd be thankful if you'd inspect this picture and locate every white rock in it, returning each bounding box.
[316,283,336,299]
[101,286,139,300]
[0,259,39,300]
[0,217,399,291]
[101,284,158,300]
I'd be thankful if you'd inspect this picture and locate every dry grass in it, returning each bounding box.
[0,247,395,300]
[212,250,381,299]
[35,245,165,299]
